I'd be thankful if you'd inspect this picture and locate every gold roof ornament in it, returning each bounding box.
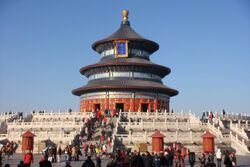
[122,10,129,21]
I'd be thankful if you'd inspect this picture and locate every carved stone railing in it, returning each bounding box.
[111,112,121,153]
[223,113,250,121]
[0,112,19,121]
[230,122,249,141]
[119,120,204,131]
[230,131,250,155]
[207,122,223,142]
[31,111,91,121]
[115,130,204,145]
[121,110,191,120]
[7,121,84,130]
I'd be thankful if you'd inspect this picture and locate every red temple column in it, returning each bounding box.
[105,98,109,110]
[154,99,158,112]
[131,94,135,112]
[148,103,151,112]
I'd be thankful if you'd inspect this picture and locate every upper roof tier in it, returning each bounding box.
[92,10,159,55]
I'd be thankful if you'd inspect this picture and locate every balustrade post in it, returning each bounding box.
[46,130,49,139]
[128,117,131,130]
[176,119,179,130]
[175,131,178,141]
[165,118,167,128]
[141,119,144,129]
[246,120,248,129]
[188,119,191,130]
[153,119,155,129]
[156,109,158,119]
[129,130,132,143]
[128,110,131,119]
[190,130,193,142]
[241,127,245,134]
[60,129,63,141]
[144,131,147,143]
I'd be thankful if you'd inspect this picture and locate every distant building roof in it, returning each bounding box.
[151,130,166,138]
[22,130,36,137]
[72,79,178,96]
[201,131,215,138]
[92,10,159,54]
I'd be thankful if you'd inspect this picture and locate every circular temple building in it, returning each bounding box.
[72,10,178,113]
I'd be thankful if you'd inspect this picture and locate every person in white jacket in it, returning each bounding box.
[216,148,222,167]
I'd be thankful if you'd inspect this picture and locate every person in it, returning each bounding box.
[23,150,33,167]
[106,154,117,167]
[224,150,232,167]
[96,154,101,167]
[153,153,160,167]
[56,145,62,162]
[231,152,236,167]
[159,152,167,167]
[199,153,206,167]
[174,149,181,167]
[81,156,95,167]
[39,155,52,167]
[17,161,26,167]
[65,160,72,167]
[143,151,153,167]
[4,164,10,167]
[188,152,195,167]
[216,149,222,167]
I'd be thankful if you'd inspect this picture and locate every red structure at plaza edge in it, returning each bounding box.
[72,10,178,113]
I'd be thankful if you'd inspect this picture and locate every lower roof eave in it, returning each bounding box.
[72,86,178,97]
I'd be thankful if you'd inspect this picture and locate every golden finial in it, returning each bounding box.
[122,10,129,21]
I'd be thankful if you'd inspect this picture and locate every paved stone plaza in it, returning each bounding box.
[2,153,250,167]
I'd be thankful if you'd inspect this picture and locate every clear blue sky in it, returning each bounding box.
[0,0,249,115]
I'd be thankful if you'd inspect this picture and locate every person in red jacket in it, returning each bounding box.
[23,150,33,167]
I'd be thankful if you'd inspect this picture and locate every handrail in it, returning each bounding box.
[230,123,249,141]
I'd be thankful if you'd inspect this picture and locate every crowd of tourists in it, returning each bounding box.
[0,141,18,166]
[79,147,237,167]
[38,109,114,166]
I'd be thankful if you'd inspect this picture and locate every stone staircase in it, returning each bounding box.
[79,117,117,153]
[210,117,250,155]
[113,111,207,153]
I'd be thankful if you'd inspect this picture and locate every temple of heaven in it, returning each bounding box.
[72,10,178,113]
